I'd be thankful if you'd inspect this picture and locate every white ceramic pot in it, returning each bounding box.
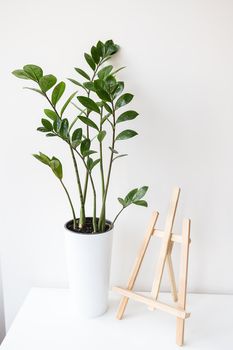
[65,219,113,318]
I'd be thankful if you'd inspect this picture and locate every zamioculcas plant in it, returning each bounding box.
[12,39,148,233]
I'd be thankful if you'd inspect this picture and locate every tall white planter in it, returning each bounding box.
[65,220,113,318]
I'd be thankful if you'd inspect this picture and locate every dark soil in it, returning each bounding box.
[65,217,113,234]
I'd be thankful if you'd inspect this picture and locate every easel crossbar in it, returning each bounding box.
[153,229,191,244]
[113,287,190,319]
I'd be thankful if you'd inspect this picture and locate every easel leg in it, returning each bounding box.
[116,212,159,319]
[166,242,178,302]
[176,219,191,346]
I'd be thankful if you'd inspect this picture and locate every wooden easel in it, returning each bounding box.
[113,187,191,346]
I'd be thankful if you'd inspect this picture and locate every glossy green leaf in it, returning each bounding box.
[97,130,106,142]
[77,96,100,114]
[83,82,96,92]
[112,66,126,75]
[39,75,57,92]
[115,93,133,109]
[44,109,57,121]
[33,152,50,165]
[84,53,95,70]
[83,149,97,157]
[67,78,84,88]
[125,188,138,206]
[59,118,69,139]
[112,82,124,99]
[90,158,100,170]
[98,65,113,80]
[96,41,105,57]
[116,129,138,141]
[79,116,99,130]
[133,200,148,207]
[49,157,63,179]
[91,46,100,64]
[12,69,30,79]
[132,186,148,201]
[61,91,77,116]
[94,80,111,102]
[118,197,126,207]
[23,64,43,82]
[46,133,56,137]
[102,102,112,114]
[80,138,90,156]
[74,68,90,80]
[52,81,65,106]
[41,118,53,131]
[53,118,61,133]
[72,128,82,142]
[116,110,138,123]
[23,87,44,95]
[104,40,120,56]
[37,127,47,132]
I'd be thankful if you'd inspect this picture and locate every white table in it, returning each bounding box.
[1,288,232,349]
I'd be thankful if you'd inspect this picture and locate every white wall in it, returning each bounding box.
[0,260,5,343]
[1,0,233,329]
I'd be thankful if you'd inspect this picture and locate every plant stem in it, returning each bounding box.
[99,106,105,223]
[69,144,85,228]
[60,180,77,229]
[43,92,85,227]
[98,101,116,231]
[73,147,97,232]
[112,207,125,225]
[82,61,103,204]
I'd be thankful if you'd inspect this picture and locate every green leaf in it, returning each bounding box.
[74,68,90,80]
[113,154,128,161]
[102,102,112,114]
[116,110,138,123]
[84,53,95,70]
[112,82,124,99]
[44,109,57,121]
[116,129,138,141]
[82,82,95,92]
[118,197,126,207]
[37,127,47,132]
[97,130,106,142]
[96,41,105,57]
[79,116,99,130]
[67,78,84,88]
[90,158,100,170]
[83,149,97,157]
[101,114,111,125]
[80,138,90,156]
[72,128,82,142]
[125,188,138,206]
[115,93,133,109]
[61,91,77,116]
[12,69,30,79]
[133,200,148,207]
[112,66,126,75]
[59,118,69,139]
[94,80,111,102]
[53,118,61,133]
[98,65,113,80]
[46,133,56,137]
[91,46,100,64]
[109,146,118,154]
[23,87,44,95]
[77,96,100,114]
[33,152,50,165]
[52,81,65,106]
[104,40,120,55]
[23,64,43,81]
[41,118,53,131]
[132,186,149,201]
[39,75,57,92]
[49,158,63,179]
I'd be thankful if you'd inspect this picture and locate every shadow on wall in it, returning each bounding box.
[0,259,6,344]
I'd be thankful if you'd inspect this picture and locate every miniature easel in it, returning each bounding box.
[113,187,191,346]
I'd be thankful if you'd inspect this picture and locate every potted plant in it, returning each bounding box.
[12,39,148,318]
